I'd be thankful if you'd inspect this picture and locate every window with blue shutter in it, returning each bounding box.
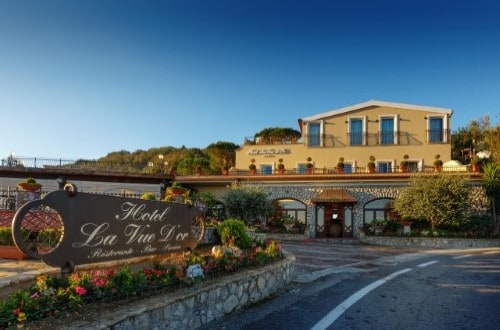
[308,123,321,146]
[381,118,394,145]
[350,119,363,145]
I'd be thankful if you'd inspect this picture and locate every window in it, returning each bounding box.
[349,119,363,145]
[343,163,353,173]
[380,118,394,145]
[297,163,307,174]
[261,164,272,175]
[273,199,307,224]
[363,198,393,224]
[377,161,392,173]
[427,116,448,143]
[308,122,321,146]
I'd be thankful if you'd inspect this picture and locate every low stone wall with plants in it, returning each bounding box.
[359,235,500,249]
[247,231,308,242]
[69,253,295,329]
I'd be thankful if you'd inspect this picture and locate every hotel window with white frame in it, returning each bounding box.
[427,115,448,143]
[307,122,321,147]
[348,117,366,146]
[379,115,399,145]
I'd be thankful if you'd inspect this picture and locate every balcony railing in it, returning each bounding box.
[427,129,450,143]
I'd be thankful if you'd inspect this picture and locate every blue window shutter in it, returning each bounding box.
[350,119,363,145]
[381,118,394,144]
[308,123,321,146]
[430,118,443,142]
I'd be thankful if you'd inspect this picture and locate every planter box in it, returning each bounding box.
[0,245,30,260]
[18,183,42,191]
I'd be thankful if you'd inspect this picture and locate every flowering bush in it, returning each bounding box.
[0,239,283,328]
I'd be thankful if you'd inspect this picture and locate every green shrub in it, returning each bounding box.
[140,192,157,201]
[0,227,14,245]
[37,229,63,247]
[217,219,252,248]
[0,227,62,246]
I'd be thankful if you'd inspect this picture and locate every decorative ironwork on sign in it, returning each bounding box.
[11,184,204,273]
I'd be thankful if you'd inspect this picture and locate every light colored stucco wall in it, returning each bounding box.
[235,105,452,171]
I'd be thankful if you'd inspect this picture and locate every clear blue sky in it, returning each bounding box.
[1,0,499,160]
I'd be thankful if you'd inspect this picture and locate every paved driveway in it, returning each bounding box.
[281,238,421,282]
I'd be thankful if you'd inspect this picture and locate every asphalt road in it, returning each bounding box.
[202,245,500,330]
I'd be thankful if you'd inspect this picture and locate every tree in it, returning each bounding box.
[205,141,239,172]
[482,162,500,234]
[222,181,272,224]
[451,115,499,164]
[393,174,470,231]
[254,127,301,144]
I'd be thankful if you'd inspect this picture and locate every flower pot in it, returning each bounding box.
[249,169,256,175]
[278,168,285,175]
[166,187,186,196]
[306,167,313,174]
[401,166,408,173]
[471,164,480,172]
[368,167,375,174]
[0,245,29,260]
[18,183,42,191]
[337,167,344,174]
[434,165,442,172]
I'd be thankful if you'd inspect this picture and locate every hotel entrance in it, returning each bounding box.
[312,189,357,238]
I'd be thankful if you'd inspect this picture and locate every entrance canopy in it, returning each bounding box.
[311,189,357,204]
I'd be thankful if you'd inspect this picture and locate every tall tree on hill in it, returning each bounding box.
[205,141,239,172]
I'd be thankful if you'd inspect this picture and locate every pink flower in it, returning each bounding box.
[75,286,87,296]
[30,292,40,299]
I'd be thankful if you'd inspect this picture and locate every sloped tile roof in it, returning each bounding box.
[311,189,357,203]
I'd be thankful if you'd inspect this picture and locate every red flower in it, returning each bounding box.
[13,308,21,316]
[75,286,87,296]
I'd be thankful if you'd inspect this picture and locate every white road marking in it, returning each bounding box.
[417,260,439,267]
[482,251,498,255]
[453,255,472,259]
[310,268,412,330]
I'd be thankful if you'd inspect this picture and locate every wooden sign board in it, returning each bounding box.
[12,184,204,272]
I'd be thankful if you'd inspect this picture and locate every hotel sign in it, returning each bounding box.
[248,148,291,156]
[12,185,204,272]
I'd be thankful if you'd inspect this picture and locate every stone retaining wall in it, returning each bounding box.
[359,235,500,249]
[69,254,295,329]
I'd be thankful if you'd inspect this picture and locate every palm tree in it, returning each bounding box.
[482,162,500,234]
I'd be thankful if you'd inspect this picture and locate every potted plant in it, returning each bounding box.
[337,157,345,173]
[277,158,285,175]
[17,177,42,192]
[167,182,187,196]
[0,227,29,260]
[400,154,409,173]
[306,157,314,174]
[470,156,480,172]
[367,156,376,173]
[222,165,229,175]
[249,158,257,175]
[434,154,443,172]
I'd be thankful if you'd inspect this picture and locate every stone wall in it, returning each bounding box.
[359,236,500,249]
[265,182,489,238]
[69,254,295,329]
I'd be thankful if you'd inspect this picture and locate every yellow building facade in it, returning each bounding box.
[236,100,452,174]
